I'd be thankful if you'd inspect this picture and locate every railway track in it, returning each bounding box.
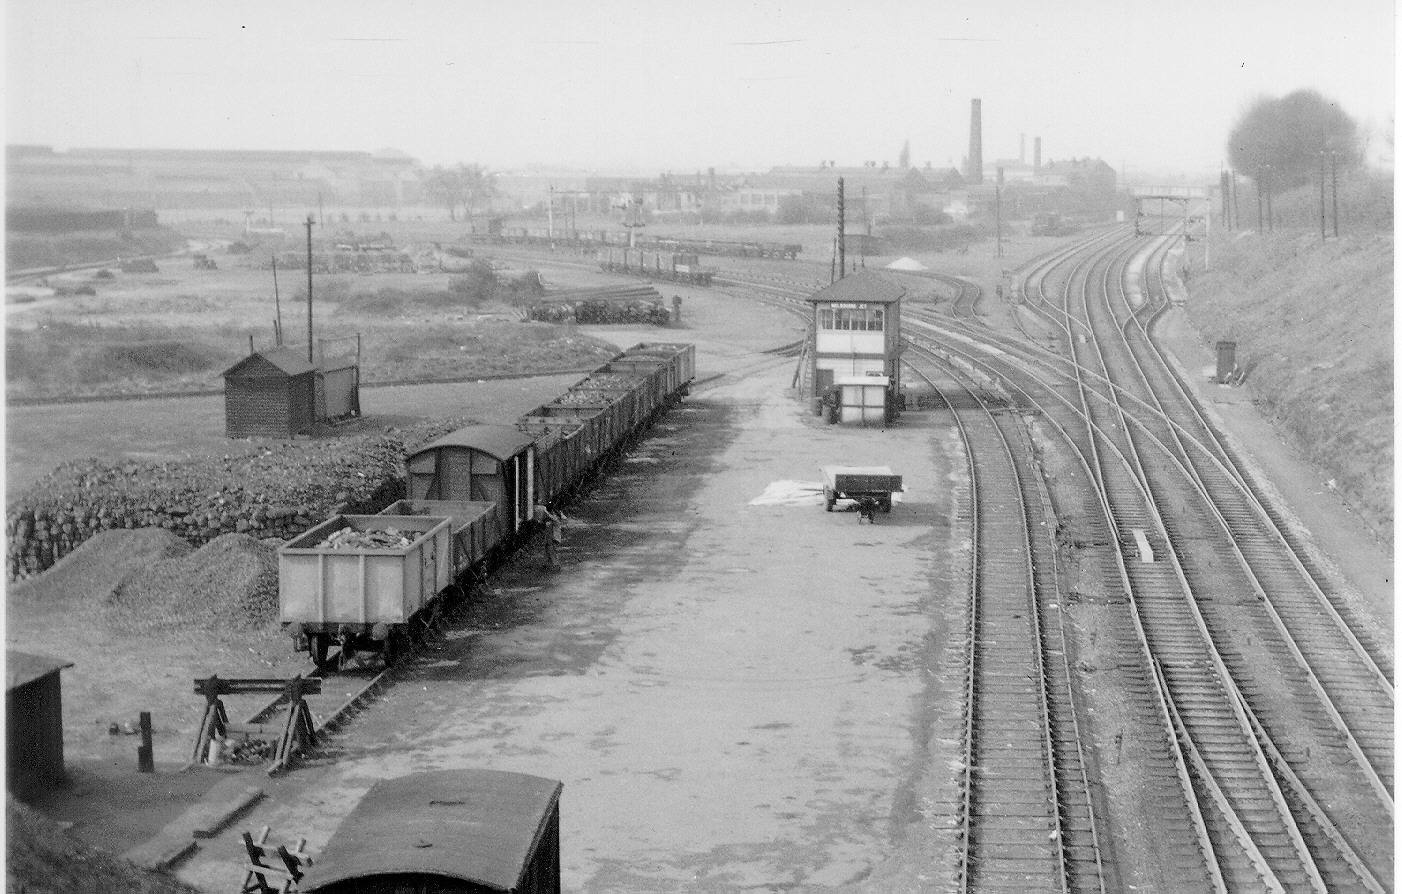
[905,344,1110,893]
[919,229,1390,891]
[479,236,1395,889]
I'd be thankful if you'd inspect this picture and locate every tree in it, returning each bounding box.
[423,163,495,220]
[1228,89,1363,188]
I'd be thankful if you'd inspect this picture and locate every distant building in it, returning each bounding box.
[1034,158,1117,193]
[6,145,425,211]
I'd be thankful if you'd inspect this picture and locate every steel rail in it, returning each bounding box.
[906,303,1391,893]
[1064,238,1329,892]
[1135,241,1394,687]
[903,349,1077,894]
[1109,237,1395,811]
[903,325,1226,893]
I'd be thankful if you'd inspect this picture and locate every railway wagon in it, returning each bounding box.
[279,514,455,668]
[596,247,713,285]
[279,343,694,667]
[298,769,563,894]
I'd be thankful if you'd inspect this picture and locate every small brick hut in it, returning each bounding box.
[7,651,74,800]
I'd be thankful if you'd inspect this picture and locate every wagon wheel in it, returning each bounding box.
[309,633,336,672]
[382,627,407,666]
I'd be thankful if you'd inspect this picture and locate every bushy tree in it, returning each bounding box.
[1228,89,1363,188]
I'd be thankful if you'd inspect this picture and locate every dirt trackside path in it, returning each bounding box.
[175,361,966,893]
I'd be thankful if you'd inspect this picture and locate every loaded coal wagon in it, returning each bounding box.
[298,769,562,894]
[278,343,694,668]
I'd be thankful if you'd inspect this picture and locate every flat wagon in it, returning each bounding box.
[298,769,563,894]
[821,466,903,514]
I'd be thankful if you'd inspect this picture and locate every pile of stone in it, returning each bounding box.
[319,527,413,550]
[526,284,669,326]
[6,419,470,580]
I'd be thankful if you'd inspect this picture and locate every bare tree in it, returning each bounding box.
[423,163,495,220]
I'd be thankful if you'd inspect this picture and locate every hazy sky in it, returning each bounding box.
[5,0,1395,177]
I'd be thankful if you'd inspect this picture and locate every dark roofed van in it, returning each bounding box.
[299,769,563,894]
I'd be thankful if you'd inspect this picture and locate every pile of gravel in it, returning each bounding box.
[7,528,192,607]
[7,794,201,894]
[105,533,280,634]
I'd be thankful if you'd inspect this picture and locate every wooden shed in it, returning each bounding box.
[223,347,361,439]
[7,651,74,800]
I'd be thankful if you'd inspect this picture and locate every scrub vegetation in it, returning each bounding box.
[6,260,616,401]
[1183,181,1392,541]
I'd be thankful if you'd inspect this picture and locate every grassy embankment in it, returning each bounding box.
[6,226,188,272]
[1182,186,1392,542]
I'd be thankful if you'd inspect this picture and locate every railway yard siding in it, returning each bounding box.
[175,362,969,893]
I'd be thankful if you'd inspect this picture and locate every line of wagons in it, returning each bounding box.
[278,342,696,670]
[472,225,802,260]
[594,246,713,285]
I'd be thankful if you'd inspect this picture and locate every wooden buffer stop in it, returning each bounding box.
[192,675,321,775]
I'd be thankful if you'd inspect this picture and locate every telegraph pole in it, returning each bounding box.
[547,184,555,239]
[837,178,846,279]
[861,185,868,269]
[272,255,283,345]
[1319,152,1327,240]
[1330,151,1340,238]
[1261,166,1273,231]
[305,215,315,364]
[1263,165,1273,232]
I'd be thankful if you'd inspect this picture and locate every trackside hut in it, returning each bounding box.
[7,651,74,800]
[806,272,904,399]
[223,347,360,438]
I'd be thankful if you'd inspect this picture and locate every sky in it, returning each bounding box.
[3,0,1395,180]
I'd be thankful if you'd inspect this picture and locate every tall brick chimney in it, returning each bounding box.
[966,98,984,185]
[1034,136,1042,171]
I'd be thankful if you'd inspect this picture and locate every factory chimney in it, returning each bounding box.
[966,99,984,185]
[1034,137,1042,171]
[1020,133,1026,165]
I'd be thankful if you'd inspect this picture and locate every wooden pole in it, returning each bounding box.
[1330,152,1339,238]
[272,255,283,345]
[305,215,314,364]
[137,711,154,772]
[1319,152,1327,240]
[837,178,845,279]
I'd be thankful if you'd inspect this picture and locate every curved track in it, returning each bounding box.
[907,229,1390,892]
[455,236,1393,891]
